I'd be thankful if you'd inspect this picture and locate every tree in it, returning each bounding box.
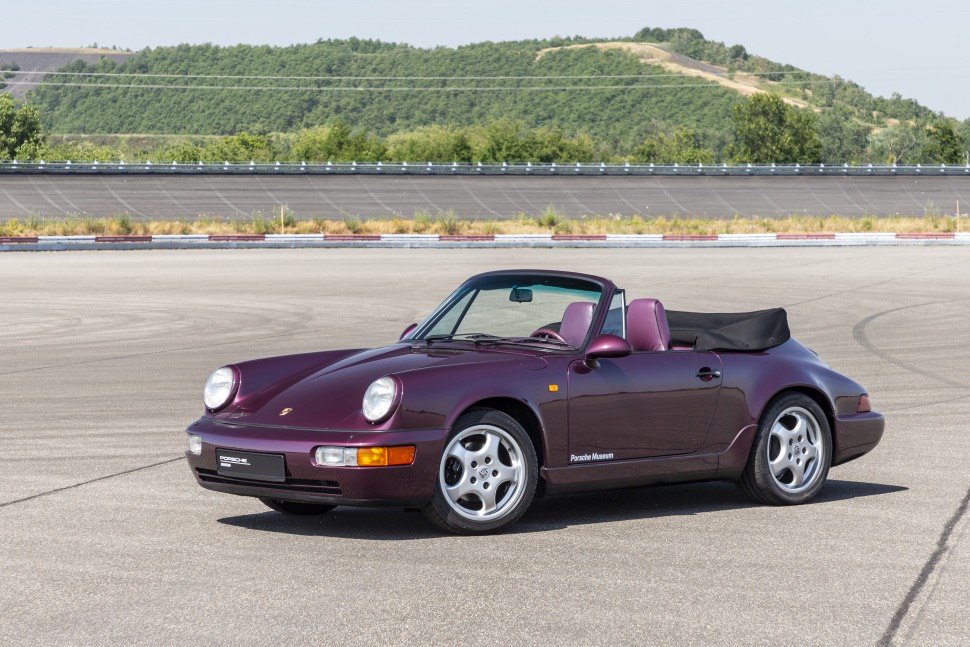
[0,94,44,161]
[385,125,473,162]
[730,93,821,164]
[923,121,962,164]
[866,123,926,164]
[816,106,870,163]
[291,121,386,162]
[960,119,970,165]
[632,127,715,164]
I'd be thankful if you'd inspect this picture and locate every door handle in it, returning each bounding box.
[696,367,721,381]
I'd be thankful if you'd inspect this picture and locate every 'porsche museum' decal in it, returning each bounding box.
[570,452,615,463]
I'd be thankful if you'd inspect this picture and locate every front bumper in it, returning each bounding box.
[185,418,448,506]
[832,411,885,466]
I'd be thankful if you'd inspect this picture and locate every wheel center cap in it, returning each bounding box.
[478,466,489,480]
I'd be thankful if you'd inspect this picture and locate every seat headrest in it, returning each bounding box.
[627,298,670,352]
[559,301,595,347]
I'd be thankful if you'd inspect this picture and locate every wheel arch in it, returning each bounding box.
[762,386,837,457]
[458,397,546,470]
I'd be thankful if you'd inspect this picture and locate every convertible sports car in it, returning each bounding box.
[185,269,884,534]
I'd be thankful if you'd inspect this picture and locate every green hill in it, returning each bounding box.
[16,29,970,163]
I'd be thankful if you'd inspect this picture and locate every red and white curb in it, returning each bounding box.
[2,231,968,250]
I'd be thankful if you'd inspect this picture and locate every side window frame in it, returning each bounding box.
[600,289,626,338]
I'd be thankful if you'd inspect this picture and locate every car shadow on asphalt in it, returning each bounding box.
[216,479,907,540]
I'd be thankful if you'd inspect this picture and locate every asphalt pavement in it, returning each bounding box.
[1,248,967,645]
[2,174,969,219]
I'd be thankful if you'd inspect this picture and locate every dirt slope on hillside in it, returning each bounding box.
[538,41,809,108]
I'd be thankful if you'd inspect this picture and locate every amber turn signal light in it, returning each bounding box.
[356,445,416,467]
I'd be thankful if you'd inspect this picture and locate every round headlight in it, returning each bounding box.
[203,366,236,411]
[362,376,398,423]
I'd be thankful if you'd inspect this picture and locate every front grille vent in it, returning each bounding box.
[196,469,342,495]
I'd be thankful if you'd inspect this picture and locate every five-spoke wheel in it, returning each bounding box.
[422,408,537,534]
[740,393,832,505]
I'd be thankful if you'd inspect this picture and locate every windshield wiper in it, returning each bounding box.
[420,333,574,349]
[421,332,499,345]
[484,336,575,349]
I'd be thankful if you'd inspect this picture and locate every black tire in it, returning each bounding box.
[421,408,538,535]
[259,498,337,515]
[740,392,832,505]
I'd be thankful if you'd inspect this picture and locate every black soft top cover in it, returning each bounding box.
[666,308,790,352]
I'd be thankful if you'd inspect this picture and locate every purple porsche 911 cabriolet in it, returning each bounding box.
[185,269,884,534]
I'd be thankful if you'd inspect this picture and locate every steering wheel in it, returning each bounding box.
[530,327,566,343]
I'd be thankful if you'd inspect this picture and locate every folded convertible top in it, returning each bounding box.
[665,308,790,352]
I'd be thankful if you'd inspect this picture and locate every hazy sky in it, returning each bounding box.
[9,0,970,119]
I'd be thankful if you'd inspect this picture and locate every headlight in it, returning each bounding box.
[362,376,398,423]
[203,366,236,411]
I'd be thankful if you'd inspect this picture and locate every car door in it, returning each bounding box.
[566,350,722,462]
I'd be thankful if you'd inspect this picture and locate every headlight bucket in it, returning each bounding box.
[203,366,238,411]
[362,376,400,423]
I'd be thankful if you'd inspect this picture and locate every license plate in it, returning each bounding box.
[216,449,285,483]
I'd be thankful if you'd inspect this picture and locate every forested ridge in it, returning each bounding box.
[9,28,970,164]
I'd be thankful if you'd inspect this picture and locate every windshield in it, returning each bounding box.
[413,274,605,348]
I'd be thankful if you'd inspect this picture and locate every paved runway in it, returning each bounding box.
[2,174,969,219]
[1,248,967,645]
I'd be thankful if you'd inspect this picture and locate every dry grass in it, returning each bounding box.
[0,212,964,237]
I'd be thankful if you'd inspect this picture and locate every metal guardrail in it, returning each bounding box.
[2,160,970,177]
[3,232,969,252]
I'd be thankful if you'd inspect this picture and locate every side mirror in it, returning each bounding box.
[399,323,417,341]
[585,334,632,367]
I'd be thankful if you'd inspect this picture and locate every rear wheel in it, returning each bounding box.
[259,498,336,515]
[422,408,538,534]
[740,393,832,505]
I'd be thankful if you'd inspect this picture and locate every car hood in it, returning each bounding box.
[219,343,548,430]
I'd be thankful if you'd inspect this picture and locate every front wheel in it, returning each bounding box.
[259,498,336,515]
[740,393,832,505]
[422,408,538,534]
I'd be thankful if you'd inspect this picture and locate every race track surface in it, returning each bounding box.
[1,174,969,219]
[1,248,967,645]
